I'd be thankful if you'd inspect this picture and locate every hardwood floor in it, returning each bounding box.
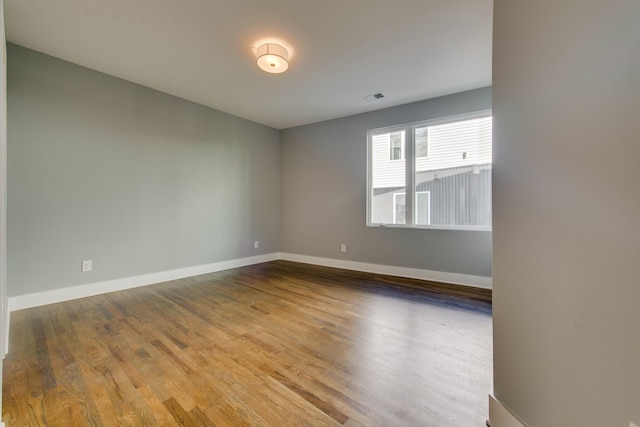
[2,260,492,426]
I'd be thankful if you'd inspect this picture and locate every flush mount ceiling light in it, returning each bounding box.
[256,43,289,73]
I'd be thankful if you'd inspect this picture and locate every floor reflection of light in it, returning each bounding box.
[348,290,493,423]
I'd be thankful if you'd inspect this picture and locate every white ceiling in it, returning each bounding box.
[4,0,493,129]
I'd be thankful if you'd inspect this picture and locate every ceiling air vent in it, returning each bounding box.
[363,92,384,102]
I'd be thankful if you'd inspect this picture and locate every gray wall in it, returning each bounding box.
[493,1,640,426]
[280,88,492,278]
[7,44,280,297]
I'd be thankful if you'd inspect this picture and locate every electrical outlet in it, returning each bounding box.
[340,244,347,253]
[81,260,92,272]
[254,241,259,249]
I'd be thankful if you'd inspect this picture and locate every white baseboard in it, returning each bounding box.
[5,252,491,355]
[7,252,491,315]
[279,252,492,289]
[489,394,527,427]
[7,253,279,313]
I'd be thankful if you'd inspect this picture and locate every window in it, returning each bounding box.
[415,191,431,225]
[415,126,428,158]
[389,131,404,160]
[393,193,406,224]
[369,129,406,225]
[367,111,492,230]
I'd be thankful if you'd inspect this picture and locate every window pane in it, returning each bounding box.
[415,127,428,157]
[414,117,492,227]
[415,191,430,225]
[370,130,406,224]
[393,193,406,224]
[390,131,403,160]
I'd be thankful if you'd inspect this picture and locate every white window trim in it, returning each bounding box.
[366,110,492,231]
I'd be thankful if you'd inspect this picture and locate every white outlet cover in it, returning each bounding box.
[81,260,92,272]
[254,241,259,248]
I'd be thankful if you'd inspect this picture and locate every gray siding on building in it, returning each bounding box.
[372,164,491,226]
[417,164,492,226]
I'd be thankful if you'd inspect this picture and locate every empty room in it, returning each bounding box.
[1,1,639,427]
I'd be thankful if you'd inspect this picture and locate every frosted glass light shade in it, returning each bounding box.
[256,43,289,73]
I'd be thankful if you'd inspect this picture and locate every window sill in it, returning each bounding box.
[367,223,492,232]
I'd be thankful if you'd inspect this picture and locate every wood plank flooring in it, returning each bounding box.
[2,260,492,426]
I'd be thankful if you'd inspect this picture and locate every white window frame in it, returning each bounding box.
[366,110,492,231]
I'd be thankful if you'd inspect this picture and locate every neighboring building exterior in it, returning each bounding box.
[370,116,492,227]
